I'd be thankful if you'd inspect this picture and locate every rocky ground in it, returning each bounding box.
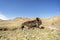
[0,27,60,40]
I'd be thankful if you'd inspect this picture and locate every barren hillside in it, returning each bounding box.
[0,16,60,30]
[0,16,60,40]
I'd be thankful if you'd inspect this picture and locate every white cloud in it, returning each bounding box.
[0,12,8,20]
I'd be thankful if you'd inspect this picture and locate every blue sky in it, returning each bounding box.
[0,0,60,20]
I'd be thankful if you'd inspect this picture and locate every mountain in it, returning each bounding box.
[0,16,60,30]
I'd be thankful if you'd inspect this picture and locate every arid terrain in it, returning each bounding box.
[0,16,60,40]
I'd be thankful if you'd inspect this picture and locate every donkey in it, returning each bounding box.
[21,17,42,29]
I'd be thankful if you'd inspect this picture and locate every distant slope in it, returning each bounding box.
[41,16,60,29]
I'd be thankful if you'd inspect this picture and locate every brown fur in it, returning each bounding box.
[21,18,42,29]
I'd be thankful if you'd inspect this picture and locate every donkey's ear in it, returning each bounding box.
[36,17,40,21]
